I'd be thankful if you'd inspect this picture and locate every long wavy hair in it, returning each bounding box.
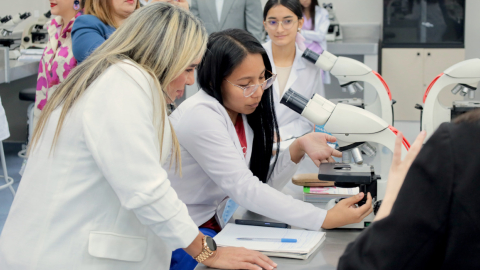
[197,29,280,183]
[31,3,208,172]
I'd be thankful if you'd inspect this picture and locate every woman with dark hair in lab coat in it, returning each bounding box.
[262,0,326,141]
[166,28,373,269]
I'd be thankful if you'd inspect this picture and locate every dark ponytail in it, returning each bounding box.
[197,29,280,183]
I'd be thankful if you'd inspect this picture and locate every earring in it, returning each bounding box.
[298,28,301,33]
[74,0,80,10]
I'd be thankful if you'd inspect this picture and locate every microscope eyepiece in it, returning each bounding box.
[280,89,309,115]
[0,15,12,24]
[20,12,31,20]
[302,49,320,64]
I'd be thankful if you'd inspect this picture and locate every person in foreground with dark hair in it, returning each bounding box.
[338,109,480,269]
[165,28,373,270]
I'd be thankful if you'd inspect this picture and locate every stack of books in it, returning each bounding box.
[303,186,359,203]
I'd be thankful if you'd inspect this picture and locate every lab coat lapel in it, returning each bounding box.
[228,113,249,162]
[207,0,220,28]
[264,41,281,101]
[243,114,253,165]
[283,45,306,97]
[220,0,236,28]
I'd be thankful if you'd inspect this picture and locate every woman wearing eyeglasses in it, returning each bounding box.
[165,28,373,270]
[263,0,325,141]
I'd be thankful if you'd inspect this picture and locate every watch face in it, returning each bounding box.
[206,236,217,251]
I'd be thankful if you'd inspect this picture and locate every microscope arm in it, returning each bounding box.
[303,49,394,125]
[1,12,31,35]
[281,89,409,159]
[422,58,480,140]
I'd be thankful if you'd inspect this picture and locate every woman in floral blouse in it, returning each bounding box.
[33,0,83,129]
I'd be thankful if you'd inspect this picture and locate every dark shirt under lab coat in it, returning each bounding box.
[338,121,480,270]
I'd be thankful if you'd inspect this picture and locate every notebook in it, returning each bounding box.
[214,224,326,260]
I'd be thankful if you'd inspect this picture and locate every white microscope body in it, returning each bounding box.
[21,11,51,50]
[281,89,409,201]
[281,89,410,228]
[302,49,394,126]
[1,12,31,37]
[0,12,31,59]
[422,58,480,141]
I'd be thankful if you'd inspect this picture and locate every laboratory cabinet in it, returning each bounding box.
[383,0,465,48]
[382,48,465,121]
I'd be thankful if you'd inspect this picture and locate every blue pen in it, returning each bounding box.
[237,238,297,243]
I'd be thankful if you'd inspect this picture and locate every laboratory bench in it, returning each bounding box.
[194,158,364,270]
[0,47,39,84]
[194,205,362,270]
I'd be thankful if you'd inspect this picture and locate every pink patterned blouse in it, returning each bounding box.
[33,12,82,128]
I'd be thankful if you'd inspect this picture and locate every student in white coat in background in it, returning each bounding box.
[0,4,275,270]
[299,0,331,84]
[263,0,325,141]
[166,29,373,268]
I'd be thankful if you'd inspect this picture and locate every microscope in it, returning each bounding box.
[419,58,480,141]
[302,48,395,126]
[21,11,51,50]
[281,88,409,199]
[0,12,32,59]
[282,89,409,228]
[323,3,342,41]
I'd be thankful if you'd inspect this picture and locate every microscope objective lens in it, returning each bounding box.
[342,150,352,164]
[351,147,363,164]
[469,90,476,99]
[451,84,462,95]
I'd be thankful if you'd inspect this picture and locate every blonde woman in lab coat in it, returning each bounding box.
[166,29,373,258]
[0,4,276,270]
[263,0,325,140]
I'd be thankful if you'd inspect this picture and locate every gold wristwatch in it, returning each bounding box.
[194,236,217,263]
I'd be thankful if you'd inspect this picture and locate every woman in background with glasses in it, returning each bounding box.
[263,0,326,141]
[165,28,373,270]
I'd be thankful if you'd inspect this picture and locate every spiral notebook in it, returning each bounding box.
[213,224,326,260]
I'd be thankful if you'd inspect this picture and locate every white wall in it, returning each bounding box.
[465,0,480,59]
[1,0,50,33]
[260,0,383,24]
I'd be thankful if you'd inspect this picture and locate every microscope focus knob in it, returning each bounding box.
[23,36,30,43]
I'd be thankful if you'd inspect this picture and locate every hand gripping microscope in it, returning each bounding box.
[420,58,480,141]
[302,48,395,126]
[281,89,410,203]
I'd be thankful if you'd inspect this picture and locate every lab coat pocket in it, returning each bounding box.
[88,231,147,262]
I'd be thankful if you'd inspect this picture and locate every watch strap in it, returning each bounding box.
[194,236,215,263]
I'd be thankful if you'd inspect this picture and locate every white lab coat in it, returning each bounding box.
[0,61,198,270]
[166,90,326,231]
[302,5,331,84]
[263,41,324,140]
[0,96,9,141]
[302,6,330,58]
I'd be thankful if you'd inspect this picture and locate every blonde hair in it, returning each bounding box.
[31,3,208,173]
[83,0,141,28]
